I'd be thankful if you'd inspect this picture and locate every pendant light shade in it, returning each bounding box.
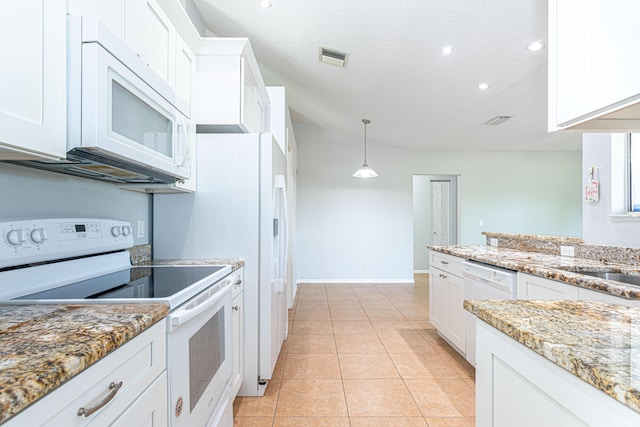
[353,119,378,178]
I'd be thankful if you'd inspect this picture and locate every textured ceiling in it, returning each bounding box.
[193,0,582,152]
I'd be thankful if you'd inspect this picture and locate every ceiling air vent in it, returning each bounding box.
[319,47,349,68]
[483,115,513,126]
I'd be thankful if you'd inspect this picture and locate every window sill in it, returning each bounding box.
[610,213,640,221]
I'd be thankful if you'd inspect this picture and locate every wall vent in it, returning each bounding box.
[319,47,349,68]
[483,115,513,126]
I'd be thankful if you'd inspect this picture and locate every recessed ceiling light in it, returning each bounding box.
[442,45,453,55]
[260,0,272,8]
[527,41,544,51]
[478,82,490,90]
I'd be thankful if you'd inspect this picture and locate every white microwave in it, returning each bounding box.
[12,16,190,184]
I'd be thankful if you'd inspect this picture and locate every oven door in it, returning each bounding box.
[167,278,233,426]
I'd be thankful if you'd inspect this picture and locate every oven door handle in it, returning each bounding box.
[169,279,232,331]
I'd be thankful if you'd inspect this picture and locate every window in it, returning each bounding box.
[629,134,640,212]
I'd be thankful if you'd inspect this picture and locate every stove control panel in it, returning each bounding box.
[0,218,134,269]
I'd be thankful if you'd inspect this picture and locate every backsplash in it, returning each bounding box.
[483,232,640,266]
[129,244,151,265]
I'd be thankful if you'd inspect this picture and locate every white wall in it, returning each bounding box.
[295,122,582,282]
[0,163,152,244]
[582,133,640,246]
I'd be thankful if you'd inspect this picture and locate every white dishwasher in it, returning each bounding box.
[463,260,517,367]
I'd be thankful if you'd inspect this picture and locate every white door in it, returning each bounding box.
[431,181,451,245]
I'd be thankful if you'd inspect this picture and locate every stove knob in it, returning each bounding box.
[6,229,25,246]
[111,226,122,237]
[122,225,132,237]
[30,228,47,244]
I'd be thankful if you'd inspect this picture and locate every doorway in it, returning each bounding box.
[413,175,459,272]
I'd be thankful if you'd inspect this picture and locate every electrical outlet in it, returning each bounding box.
[490,238,498,247]
[137,220,145,238]
[560,245,575,257]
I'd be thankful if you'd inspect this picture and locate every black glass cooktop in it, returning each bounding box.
[17,266,226,300]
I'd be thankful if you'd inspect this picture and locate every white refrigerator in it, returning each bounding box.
[153,132,288,397]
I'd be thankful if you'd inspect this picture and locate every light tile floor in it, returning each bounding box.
[233,274,475,426]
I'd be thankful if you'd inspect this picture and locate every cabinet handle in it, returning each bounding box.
[232,305,240,311]
[235,277,242,285]
[440,260,449,265]
[77,381,123,417]
[439,274,447,279]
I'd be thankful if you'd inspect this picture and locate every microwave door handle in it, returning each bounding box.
[169,280,232,331]
[175,115,188,167]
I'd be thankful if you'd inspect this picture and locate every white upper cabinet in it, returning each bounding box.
[67,0,139,49]
[138,0,176,88]
[173,33,196,119]
[0,0,66,160]
[549,0,640,131]
[196,38,270,133]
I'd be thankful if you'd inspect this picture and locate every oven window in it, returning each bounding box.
[189,306,225,412]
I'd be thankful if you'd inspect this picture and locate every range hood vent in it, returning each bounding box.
[319,47,349,68]
[483,115,513,126]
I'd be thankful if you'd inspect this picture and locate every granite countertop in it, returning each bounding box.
[429,245,640,299]
[464,299,640,414]
[147,258,245,271]
[0,303,169,424]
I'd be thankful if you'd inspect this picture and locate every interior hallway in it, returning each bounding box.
[233,274,476,426]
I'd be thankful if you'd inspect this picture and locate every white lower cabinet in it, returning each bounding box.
[231,267,245,398]
[517,272,640,307]
[476,321,640,427]
[5,321,167,426]
[517,273,579,300]
[429,252,465,354]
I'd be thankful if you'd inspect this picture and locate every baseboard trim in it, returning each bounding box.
[297,279,415,284]
[413,270,430,274]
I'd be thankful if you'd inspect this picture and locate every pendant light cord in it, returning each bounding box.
[362,118,370,166]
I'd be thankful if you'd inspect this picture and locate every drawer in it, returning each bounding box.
[430,251,464,277]
[6,321,167,426]
[231,267,244,299]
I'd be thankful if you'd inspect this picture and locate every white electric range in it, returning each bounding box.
[0,217,235,426]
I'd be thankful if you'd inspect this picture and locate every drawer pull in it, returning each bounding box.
[235,277,242,285]
[440,260,449,265]
[233,305,240,311]
[77,381,123,417]
[439,274,447,279]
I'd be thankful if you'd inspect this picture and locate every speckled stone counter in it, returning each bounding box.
[0,303,169,423]
[429,245,640,300]
[464,299,640,414]
[149,258,245,271]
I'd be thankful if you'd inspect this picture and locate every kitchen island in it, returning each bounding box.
[465,299,640,426]
[0,303,168,424]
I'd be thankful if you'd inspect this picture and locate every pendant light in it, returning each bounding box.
[353,119,378,178]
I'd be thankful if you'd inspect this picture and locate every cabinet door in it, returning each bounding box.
[107,372,168,427]
[578,287,640,307]
[242,60,257,133]
[0,0,66,160]
[138,0,176,86]
[447,274,465,352]
[517,273,579,300]
[175,33,194,118]
[67,0,138,49]
[550,0,640,130]
[231,292,244,397]
[429,269,449,332]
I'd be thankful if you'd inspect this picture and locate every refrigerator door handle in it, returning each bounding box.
[273,174,288,293]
